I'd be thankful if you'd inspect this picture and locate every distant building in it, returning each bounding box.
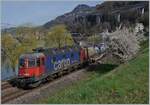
[79,41,87,47]
[135,23,144,33]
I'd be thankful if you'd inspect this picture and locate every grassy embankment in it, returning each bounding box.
[40,40,149,104]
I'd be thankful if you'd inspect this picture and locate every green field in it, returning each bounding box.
[40,42,149,104]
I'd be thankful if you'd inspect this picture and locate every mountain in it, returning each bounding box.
[43,4,95,29]
[72,4,91,13]
[43,1,148,35]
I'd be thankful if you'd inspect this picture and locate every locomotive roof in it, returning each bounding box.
[33,45,81,56]
[20,52,44,59]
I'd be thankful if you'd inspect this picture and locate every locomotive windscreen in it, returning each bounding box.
[19,58,36,68]
[19,58,25,68]
[28,59,36,67]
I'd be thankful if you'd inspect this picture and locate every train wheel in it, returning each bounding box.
[16,82,26,89]
[28,81,41,88]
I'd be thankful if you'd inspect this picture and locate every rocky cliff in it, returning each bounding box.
[43,1,149,35]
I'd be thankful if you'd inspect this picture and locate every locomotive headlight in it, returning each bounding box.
[24,73,29,76]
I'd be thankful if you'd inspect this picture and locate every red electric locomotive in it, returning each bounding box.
[16,53,46,87]
[12,46,90,88]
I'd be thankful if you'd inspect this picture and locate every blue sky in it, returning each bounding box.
[1,0,101,28]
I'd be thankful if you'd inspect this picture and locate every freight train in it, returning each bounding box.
[13,45,104,88]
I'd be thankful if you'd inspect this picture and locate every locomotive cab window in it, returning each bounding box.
[19,58,25,68]
[28,58,36,67]
[37,58,40,66]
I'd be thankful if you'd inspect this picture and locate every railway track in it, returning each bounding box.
[1,53,106,104]
[1,68,77,104]
[1,82,12,90]
[2,89,29,103]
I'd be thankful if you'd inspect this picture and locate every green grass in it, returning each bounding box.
[40,43,149,104]
[139,39,149,54]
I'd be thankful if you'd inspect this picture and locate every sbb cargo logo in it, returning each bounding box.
[54,58,70,70]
